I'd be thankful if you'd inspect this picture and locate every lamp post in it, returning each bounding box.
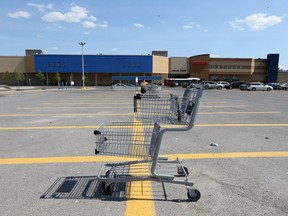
[79,42,86,90]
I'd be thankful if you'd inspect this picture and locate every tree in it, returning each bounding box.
[3,71,14,85]
[55,72,61,83]
[36,70,46,86]
[15,68,25,89]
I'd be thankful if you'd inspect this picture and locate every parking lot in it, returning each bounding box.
[0,87,288,216]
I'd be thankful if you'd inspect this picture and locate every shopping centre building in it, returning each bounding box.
[0,49,286,86]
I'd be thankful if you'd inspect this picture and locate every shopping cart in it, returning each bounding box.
[134,84,200,126]
[145,84,161,96]
[94,86,204,201]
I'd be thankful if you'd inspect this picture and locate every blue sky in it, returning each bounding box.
[1,0,288,69]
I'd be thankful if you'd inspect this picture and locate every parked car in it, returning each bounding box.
[280,83,288,90]
[194,81,219,89]
[225,81,247,89]
[239,83,250,91]
[267,83,282,90]
[246,82,273,91]
[217,81,229,89]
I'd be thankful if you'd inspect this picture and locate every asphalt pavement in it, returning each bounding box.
[0,86,287,216]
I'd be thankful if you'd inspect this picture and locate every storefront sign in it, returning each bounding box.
[192,61,208,65]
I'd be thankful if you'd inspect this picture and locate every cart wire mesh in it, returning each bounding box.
[94,122,160,159]
[134,88,199,125]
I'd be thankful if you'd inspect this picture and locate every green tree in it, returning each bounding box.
[15,68,25,89]
[55,72,61,83]
[36,70,46,86]
[3,71,14,85]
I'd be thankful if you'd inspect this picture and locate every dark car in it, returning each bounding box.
[225,81,247,89]
[239,82,250,90]
[267,83,282,90]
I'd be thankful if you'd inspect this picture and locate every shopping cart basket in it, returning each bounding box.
[94,87,204,201]
[134,85,203,126]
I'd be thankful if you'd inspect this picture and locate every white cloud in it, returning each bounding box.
[112,48,118,52]
[27,3,53,12]
[230,13,283,31]
[133,23,145,28]
[210,54,220,58]
[98,21,108,28]
[82,20,97,28]
[42,5,89,23]
[8,11,32,19]
[41,5,108,28]
[183,21,200,29]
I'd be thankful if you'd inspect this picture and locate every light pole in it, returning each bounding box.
[79,42,86,90]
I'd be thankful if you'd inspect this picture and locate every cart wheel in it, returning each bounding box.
[105,170,116,178]
[105,170,111,177]
[101,182,112,195]
[187,189,201,202]
[178,166,189,176]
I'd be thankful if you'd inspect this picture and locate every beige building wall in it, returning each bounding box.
[169,57,189,76]
[152,55,168,82]
[0,56,25,73]
[278,72,288,83]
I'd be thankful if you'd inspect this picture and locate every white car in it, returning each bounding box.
[281,83,288,90]
[217,81,229,89]
[246,82,273,91]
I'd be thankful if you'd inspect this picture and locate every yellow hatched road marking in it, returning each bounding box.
[0,152,287,165]
[125,120,155,216]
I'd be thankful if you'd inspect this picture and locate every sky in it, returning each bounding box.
[1,0,288,69]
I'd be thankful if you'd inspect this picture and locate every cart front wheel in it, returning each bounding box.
[177,166,189,176]
[102,182,112,195]
[187,189,201,202]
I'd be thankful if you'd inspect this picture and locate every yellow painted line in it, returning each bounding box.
[17,107,131,109]
[1,152,287,165]
[42,102,133,105]
[1,123,288,130]
[0,113,131,117]
[0,112,280,117]
[125,120,155,216]
[167,151,288,160]
[196,123,288,127]
[199,111,280,115]
[0,126,99,130]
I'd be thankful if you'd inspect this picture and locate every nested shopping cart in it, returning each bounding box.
[94,85,204,201]
[145,84,161,96]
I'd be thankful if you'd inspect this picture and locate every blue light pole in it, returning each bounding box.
[79,42,86,90]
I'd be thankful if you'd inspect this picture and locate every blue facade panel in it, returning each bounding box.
[266,54,279,83]
[34,55,153,73]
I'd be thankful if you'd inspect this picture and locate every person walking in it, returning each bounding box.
[140,79,148,94]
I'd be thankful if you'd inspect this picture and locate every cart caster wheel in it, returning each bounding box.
[187,189,201,202]
[105,170,116,178]
[177,166,189,176]
[102,182,112,195]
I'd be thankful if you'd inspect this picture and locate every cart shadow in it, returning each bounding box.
[40,175,188,202]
